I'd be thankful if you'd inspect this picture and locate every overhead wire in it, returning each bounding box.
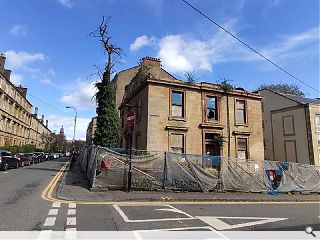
[181,0,319,94]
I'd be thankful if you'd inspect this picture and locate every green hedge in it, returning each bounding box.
[0,144,37,153]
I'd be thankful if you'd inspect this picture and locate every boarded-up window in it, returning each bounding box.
[170,134,184,153]
[282,115,294,136]
[206,96,217,120]
[236,100,246,124]
[171,91,184,117]
[237,138,247,159]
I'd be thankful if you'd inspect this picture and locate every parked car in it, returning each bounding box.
[17,153,34,166]
[33,152,44,163]
[0,150,20,171]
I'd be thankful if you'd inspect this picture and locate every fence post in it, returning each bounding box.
[162,152,167,189]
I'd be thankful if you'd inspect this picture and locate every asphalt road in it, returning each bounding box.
[0,158,319,233]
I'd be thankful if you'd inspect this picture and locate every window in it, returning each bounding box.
[237,138,248,159]
[235,100,246,124]
[171,91,184,118]
[136,96,142,122]
[206,96,217,120]
[316,115,320,133]
[170,133,184,153]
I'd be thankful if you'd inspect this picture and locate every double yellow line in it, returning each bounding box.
[41,162,320,205]
[41,162,70,203]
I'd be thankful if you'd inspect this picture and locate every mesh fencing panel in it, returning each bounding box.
[78,147,320,193]
[221,158,272,192]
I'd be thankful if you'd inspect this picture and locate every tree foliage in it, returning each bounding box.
[256,83,305,96]
[184,71,197,85]
[219,78,234,93]
[91,16,122,147]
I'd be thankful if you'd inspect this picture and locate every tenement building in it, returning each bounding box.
[259,89,320,166]
[86,117,97,145]
[0,53,51,149]
[118,57,264,160]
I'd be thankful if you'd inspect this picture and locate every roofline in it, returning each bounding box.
[258,88,303,105]
[0,71,33,107]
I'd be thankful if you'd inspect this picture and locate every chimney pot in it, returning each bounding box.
[46,120,48,128]
[34,107,38,116]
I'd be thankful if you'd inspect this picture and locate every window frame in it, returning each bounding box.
[204,94,220,122]
[169,89,186,121]
[236,137,249,159]
[168,131,186,153]
[234,98,248,126]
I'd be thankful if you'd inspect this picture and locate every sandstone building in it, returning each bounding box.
[259,89,320,166]
[86,117,97,145]
[118,57,264,160]
[0,53,51,149]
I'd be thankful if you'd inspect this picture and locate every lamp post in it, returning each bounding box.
[66,106,77,142]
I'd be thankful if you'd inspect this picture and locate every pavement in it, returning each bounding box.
[55,161,320,203]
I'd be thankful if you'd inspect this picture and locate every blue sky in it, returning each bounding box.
[0,0,319,140]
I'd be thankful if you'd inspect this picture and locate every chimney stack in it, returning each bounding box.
[34,107,38,117]
[0,53,5,74]
[3,69,11,81]
[46,120,48,128]
[142,56,161,68]
[16,86,28,98]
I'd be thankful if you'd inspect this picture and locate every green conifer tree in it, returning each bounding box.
[91,16,123,147]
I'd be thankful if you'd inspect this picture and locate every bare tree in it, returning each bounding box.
[90,16,124,78]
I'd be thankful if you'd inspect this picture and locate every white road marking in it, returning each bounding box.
[67,217,77,226]
[69,203,76,208]
[52,202,61,208]
[196,216,288,230]
[48,209,58,216]
[113,204,195,223]
[68,209,76,215]
[43,217,56,227]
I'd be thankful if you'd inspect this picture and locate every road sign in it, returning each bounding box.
[127,110,135,127]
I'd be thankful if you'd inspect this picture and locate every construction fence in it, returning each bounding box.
[78,146,320,193]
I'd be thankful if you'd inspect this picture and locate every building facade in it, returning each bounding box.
[86,117,97,145]
[118,57,264,160]
[0,53,51,149]
[259,89,320,166]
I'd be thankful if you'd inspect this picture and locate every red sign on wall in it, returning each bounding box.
[127,110,135,127]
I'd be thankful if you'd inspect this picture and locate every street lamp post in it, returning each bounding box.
[66,106,77,142]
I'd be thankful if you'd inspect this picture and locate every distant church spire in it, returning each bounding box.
[59,125,65,136]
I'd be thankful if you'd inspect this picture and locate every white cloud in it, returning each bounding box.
[130,35,156,52]
[58,0,73,8]
[60,79,97,110]
[40,78,54,85]
[10,24,28,36]
[10,73,23,85]
[135,25,318,74]
[46,114,92,140]
[4,50,45,70]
